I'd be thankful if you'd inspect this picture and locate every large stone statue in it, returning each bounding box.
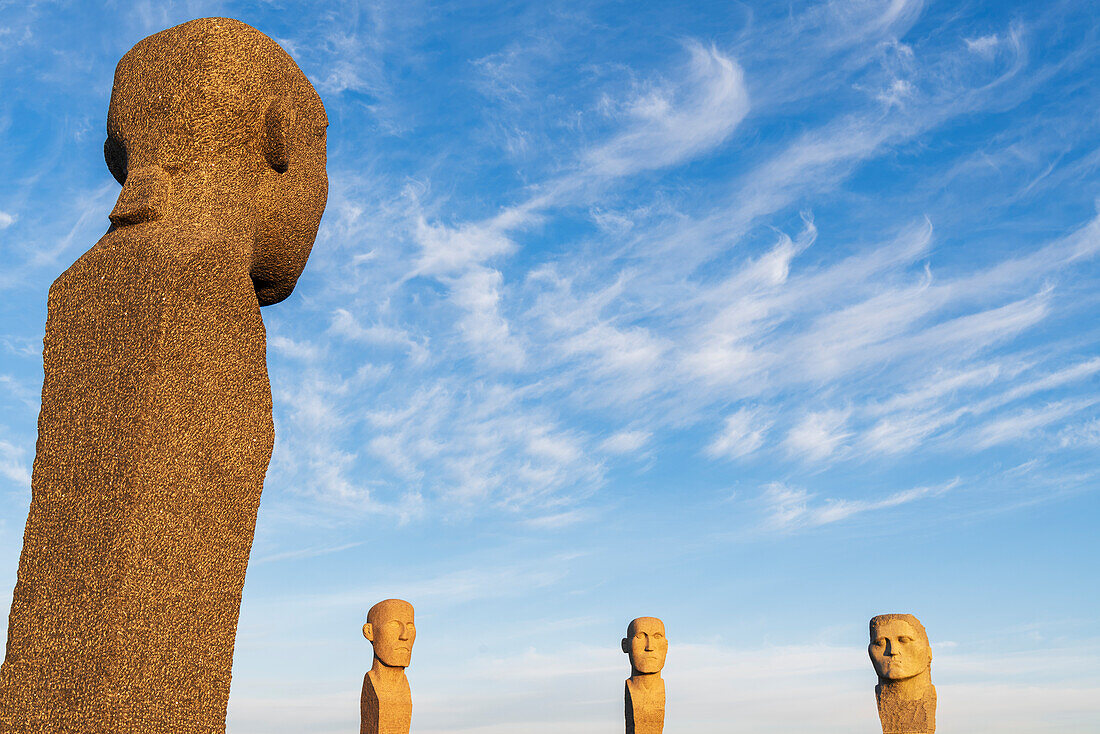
[621,616,668,734]
[0,18,327,733]
[361,599,416,734]
[868,614,937,734]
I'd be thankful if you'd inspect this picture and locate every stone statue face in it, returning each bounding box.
[622,617,667,675]
[869,618,932,681]
[363,599,416,669]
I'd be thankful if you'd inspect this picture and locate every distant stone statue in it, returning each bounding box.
[0,17,327,732]
[868,614,936,734]
[622,616,668,734]
[361,599,416,734]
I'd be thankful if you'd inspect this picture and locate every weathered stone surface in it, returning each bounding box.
[622,617,667,734]
[869,613,937,734]
[361,599,416,734]
[0,17,326,732]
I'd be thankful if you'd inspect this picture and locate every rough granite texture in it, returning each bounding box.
[869,614,937,734]
[0,17,327,733]
[360,599,415,734]
[622,617,667,734]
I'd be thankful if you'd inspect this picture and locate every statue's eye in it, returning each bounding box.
[654,633,663,638]
[899,636,912,643]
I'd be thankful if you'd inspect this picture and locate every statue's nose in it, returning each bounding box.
[644,636,654,652]
[399,624,411,641]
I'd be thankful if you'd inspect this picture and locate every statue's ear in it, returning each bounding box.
[621,638,630,654]
[262,96,296,173]
[362,622,373,642]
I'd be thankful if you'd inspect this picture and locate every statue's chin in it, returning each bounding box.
[879,668,924,682]
[378,656,410,669]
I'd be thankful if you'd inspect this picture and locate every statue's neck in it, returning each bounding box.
[878,668,932,701]
[113,161,261,245]
[164,194,257,237]
[369,658,409,690]
[628,671,664,693]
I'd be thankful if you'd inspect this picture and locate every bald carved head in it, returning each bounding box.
[363,599,416,669]
[105,17,328,305]
[622,616,668,676]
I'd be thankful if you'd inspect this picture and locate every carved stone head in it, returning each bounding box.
[105,17,328,305]
[363,599,416,669]
[869,614,932,682]
[622,616,668,676]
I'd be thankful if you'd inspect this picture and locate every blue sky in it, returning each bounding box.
[2,0,1099,731]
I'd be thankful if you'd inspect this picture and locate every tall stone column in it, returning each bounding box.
[868,613,937,734]
[0,17,327,733]
[360,599,416,734]
[621,617,668,734]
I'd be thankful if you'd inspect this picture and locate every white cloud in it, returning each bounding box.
[521,508,596,529]
[0,439,30,488]
[759,479,956,532]
[269,334,322,362]
[856,355,1100,456]
[525,425,582,464]
[584,42,749,177]
[862,408,959,455]
[360,382,603,510]
[867,363,1004,417]
[328,308,428,365]
[448,267,526,370]
[1059,418,1100,448]
[705,408,771,460]
[966,34,1002,57]
[974,399,1099,449]
[980,357,1100,409]
[559,321,666,377]
[599,430,651,455]
[412,210,525,277]
[0,211,15,229]
[784,409,852,461]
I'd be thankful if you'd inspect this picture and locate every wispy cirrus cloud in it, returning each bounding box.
[705,408,771,461]
[0,439,30,490]
[265,0,1100,524]
[784,409,853,462]
[599,429,650,455]
[583,41,749,177]
[757,479,957,533]
[974,398,1099,449]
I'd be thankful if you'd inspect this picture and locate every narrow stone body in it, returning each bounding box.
[0,230,272,732]
[869,614,936,734]
[624,677,665,734]
[875,681,936,734]
[622,617,667,734]
[0,17,327,733]
[361,599,416,734]
[360,669,413,734]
